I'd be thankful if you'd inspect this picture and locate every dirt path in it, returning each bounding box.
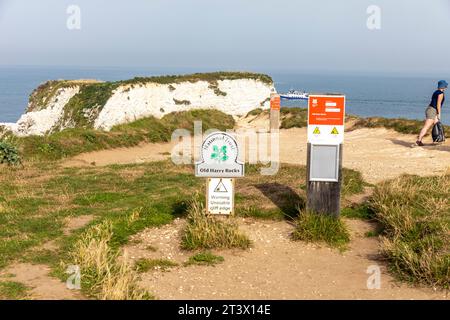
[0,215,93,300]
[0,263,84,300]
[124,218,448,300]
[64,116,450,184]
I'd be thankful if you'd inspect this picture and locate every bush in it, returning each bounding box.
[0,141,21,166]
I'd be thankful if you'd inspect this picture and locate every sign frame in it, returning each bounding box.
[206,178,235,215]
[309,144,340,182]
[307,94,346,145]
[195,131,244,178]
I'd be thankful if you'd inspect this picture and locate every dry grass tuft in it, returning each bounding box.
[181,196,251,250]
[292,210,350,250]
[370,174,449,288]
[71,221,152,300]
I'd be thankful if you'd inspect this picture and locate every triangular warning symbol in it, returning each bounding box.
[313,127,321,134]
[331,127,339,135]
[214,179,228,193]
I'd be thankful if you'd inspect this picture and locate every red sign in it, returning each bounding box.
[270,94,280,110]
[308,95,345,126]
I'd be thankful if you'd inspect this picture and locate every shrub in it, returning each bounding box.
[0,140,21,166]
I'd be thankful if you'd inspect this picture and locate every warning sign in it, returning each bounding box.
[307,94,345,144]
[207,178,234,215]
[214,179,228,192]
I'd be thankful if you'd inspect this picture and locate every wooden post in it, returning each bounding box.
[306,143,343,217]
[270,93,280,131]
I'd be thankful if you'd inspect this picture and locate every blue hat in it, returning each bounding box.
[438,80,448,88]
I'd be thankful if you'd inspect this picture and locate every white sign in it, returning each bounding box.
[307,95,345,145]
[195,132,244,177]
[307,125,345,145]
[206,178,234,215]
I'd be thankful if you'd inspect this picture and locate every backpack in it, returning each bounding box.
[432,121,445,143]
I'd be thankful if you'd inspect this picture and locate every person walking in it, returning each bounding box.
[416,80,447,146]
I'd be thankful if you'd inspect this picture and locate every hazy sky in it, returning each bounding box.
[0,0,449,74]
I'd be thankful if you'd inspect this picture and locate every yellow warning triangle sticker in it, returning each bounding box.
[331,127,339,135]
[313,127,321,134]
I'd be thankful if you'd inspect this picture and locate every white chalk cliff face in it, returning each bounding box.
[1,77,273,137]
[1,87,80,136]
[95,79,272,130]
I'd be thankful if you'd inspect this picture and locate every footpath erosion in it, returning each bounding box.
[65,115,450,184]
[1,114,449,300]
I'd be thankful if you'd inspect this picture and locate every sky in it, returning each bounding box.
[0,0,449,75]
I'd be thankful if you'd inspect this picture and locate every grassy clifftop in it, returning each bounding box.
[246,107,450,134]
[5,109,234,162]
[28,72,273,113]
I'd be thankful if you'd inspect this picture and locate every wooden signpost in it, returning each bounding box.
[270,93,281,131]
[306,94,346,217]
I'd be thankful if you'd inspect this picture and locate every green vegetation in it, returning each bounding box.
[185,251,224,266]
[28,80,82,112]
[365,230,381,238]
[341,204,375,220]
[370,174,449,288]
[0,281,29,300]
[135,258,178,273]
[181,197,251,250]
[16,109,235,161]
[208,81,227,96]
[350,116,450,135]
[28,72,272,128]
[126,72,273,86]
[0,140,21,165]
[0,159,366,276]
[245,107,450,137]
[235,164,365,221]
[70,221,152,299]
[292,211,350,250]
[173,98,191,105]
[280,108,308,129]
[342,169,367,196]
[61,82,119,128]
[246,108,264,117]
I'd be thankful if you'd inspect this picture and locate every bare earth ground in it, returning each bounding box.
[5,115,449,299]
[124,218,447,300]
[0,214,93,300]
[64,115,450,184]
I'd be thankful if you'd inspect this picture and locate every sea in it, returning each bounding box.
[0,65,448,124]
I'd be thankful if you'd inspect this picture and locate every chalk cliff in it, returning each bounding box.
[0,72,274,136]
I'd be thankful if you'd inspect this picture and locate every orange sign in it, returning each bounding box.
[270,94,280,110]
[308,95,345,126]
